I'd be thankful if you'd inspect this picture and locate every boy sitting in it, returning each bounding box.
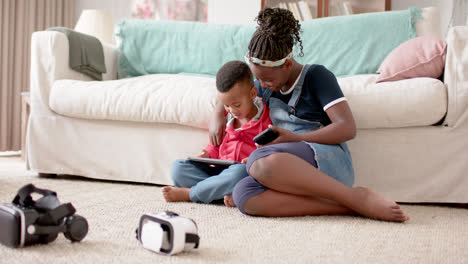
[162,61,271,207]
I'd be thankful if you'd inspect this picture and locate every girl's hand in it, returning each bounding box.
[241,157,248,164]
[197,150,210,158]
[209,113,226,146]
[257,125,301,147]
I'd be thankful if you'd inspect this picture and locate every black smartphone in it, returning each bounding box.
[253,128,279,145]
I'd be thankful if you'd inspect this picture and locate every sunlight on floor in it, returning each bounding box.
[0,155,36,178]
[0,151,21,157]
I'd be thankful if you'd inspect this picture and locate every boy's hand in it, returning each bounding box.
[197,150,210,158]
[241,157,248,164]
[256,125,301,147]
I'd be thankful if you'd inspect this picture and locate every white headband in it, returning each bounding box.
[244,52,293,67]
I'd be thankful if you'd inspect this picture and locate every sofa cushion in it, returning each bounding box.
[416,7,442,38]
[116,7,429,78]
[49,74,447,129]
[376,36,447,83]
[340,75,447,128]
[50,74,217,129]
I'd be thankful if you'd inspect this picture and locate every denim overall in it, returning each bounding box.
[261,64,354,187]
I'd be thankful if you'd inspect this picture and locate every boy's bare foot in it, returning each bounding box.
[224,194,236,207]
[350,186,409,222]
[162,187,191,202]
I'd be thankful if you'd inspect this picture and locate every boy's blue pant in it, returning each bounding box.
[170,159,248,203]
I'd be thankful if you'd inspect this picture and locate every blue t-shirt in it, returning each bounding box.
[255,64,345,126]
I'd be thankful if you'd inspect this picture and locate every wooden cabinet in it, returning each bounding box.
[261,0,391,20]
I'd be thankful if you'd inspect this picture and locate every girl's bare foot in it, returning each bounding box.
[162,187,191,202]
[350,186,409,222]
[224,194,236,207]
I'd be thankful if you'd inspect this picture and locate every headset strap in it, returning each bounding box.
[37,203,76,225]
[185,233,200,248]
[12,184,57,208]
[13,184,76,225]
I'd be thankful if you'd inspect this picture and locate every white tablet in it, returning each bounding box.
[187,157,240,166]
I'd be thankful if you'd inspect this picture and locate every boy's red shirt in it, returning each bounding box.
[204,102,271,162]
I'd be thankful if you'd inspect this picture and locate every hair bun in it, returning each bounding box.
[248,7,304,60]
[256,8,297,40]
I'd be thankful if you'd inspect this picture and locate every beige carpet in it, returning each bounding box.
[0,156,467,264]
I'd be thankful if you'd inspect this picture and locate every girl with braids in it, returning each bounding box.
[211,8,409,222]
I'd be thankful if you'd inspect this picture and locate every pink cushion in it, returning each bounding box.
[376,36,447,83]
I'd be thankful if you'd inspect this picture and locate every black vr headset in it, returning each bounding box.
[0,184,88,248]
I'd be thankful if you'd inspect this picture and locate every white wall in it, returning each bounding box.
[207,0,261,24]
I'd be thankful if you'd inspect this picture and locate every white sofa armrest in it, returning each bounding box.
[30,31,118,114]
[443,26,468,127]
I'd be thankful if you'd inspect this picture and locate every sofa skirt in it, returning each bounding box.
[27,110,468,203]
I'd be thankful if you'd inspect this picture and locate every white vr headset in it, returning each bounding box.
[136,211,199,255]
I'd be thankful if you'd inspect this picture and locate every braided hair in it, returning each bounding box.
[248,7,304,62]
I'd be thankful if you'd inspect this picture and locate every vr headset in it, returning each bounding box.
[136,211,199,255]
[0,184,88,248]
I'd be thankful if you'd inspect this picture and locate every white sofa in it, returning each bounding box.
[27,8,468,203]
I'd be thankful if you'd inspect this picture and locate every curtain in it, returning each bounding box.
[0,0,75,151]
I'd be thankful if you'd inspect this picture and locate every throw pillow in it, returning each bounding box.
[376,36,447,83]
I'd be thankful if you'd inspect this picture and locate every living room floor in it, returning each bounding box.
[1,156,467,264]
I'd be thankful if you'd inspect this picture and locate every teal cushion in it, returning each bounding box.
[116,20,255,78]
[297,8,421,76]
[116,8,421,78]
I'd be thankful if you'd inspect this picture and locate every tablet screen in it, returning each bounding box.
[187,157,240,166]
